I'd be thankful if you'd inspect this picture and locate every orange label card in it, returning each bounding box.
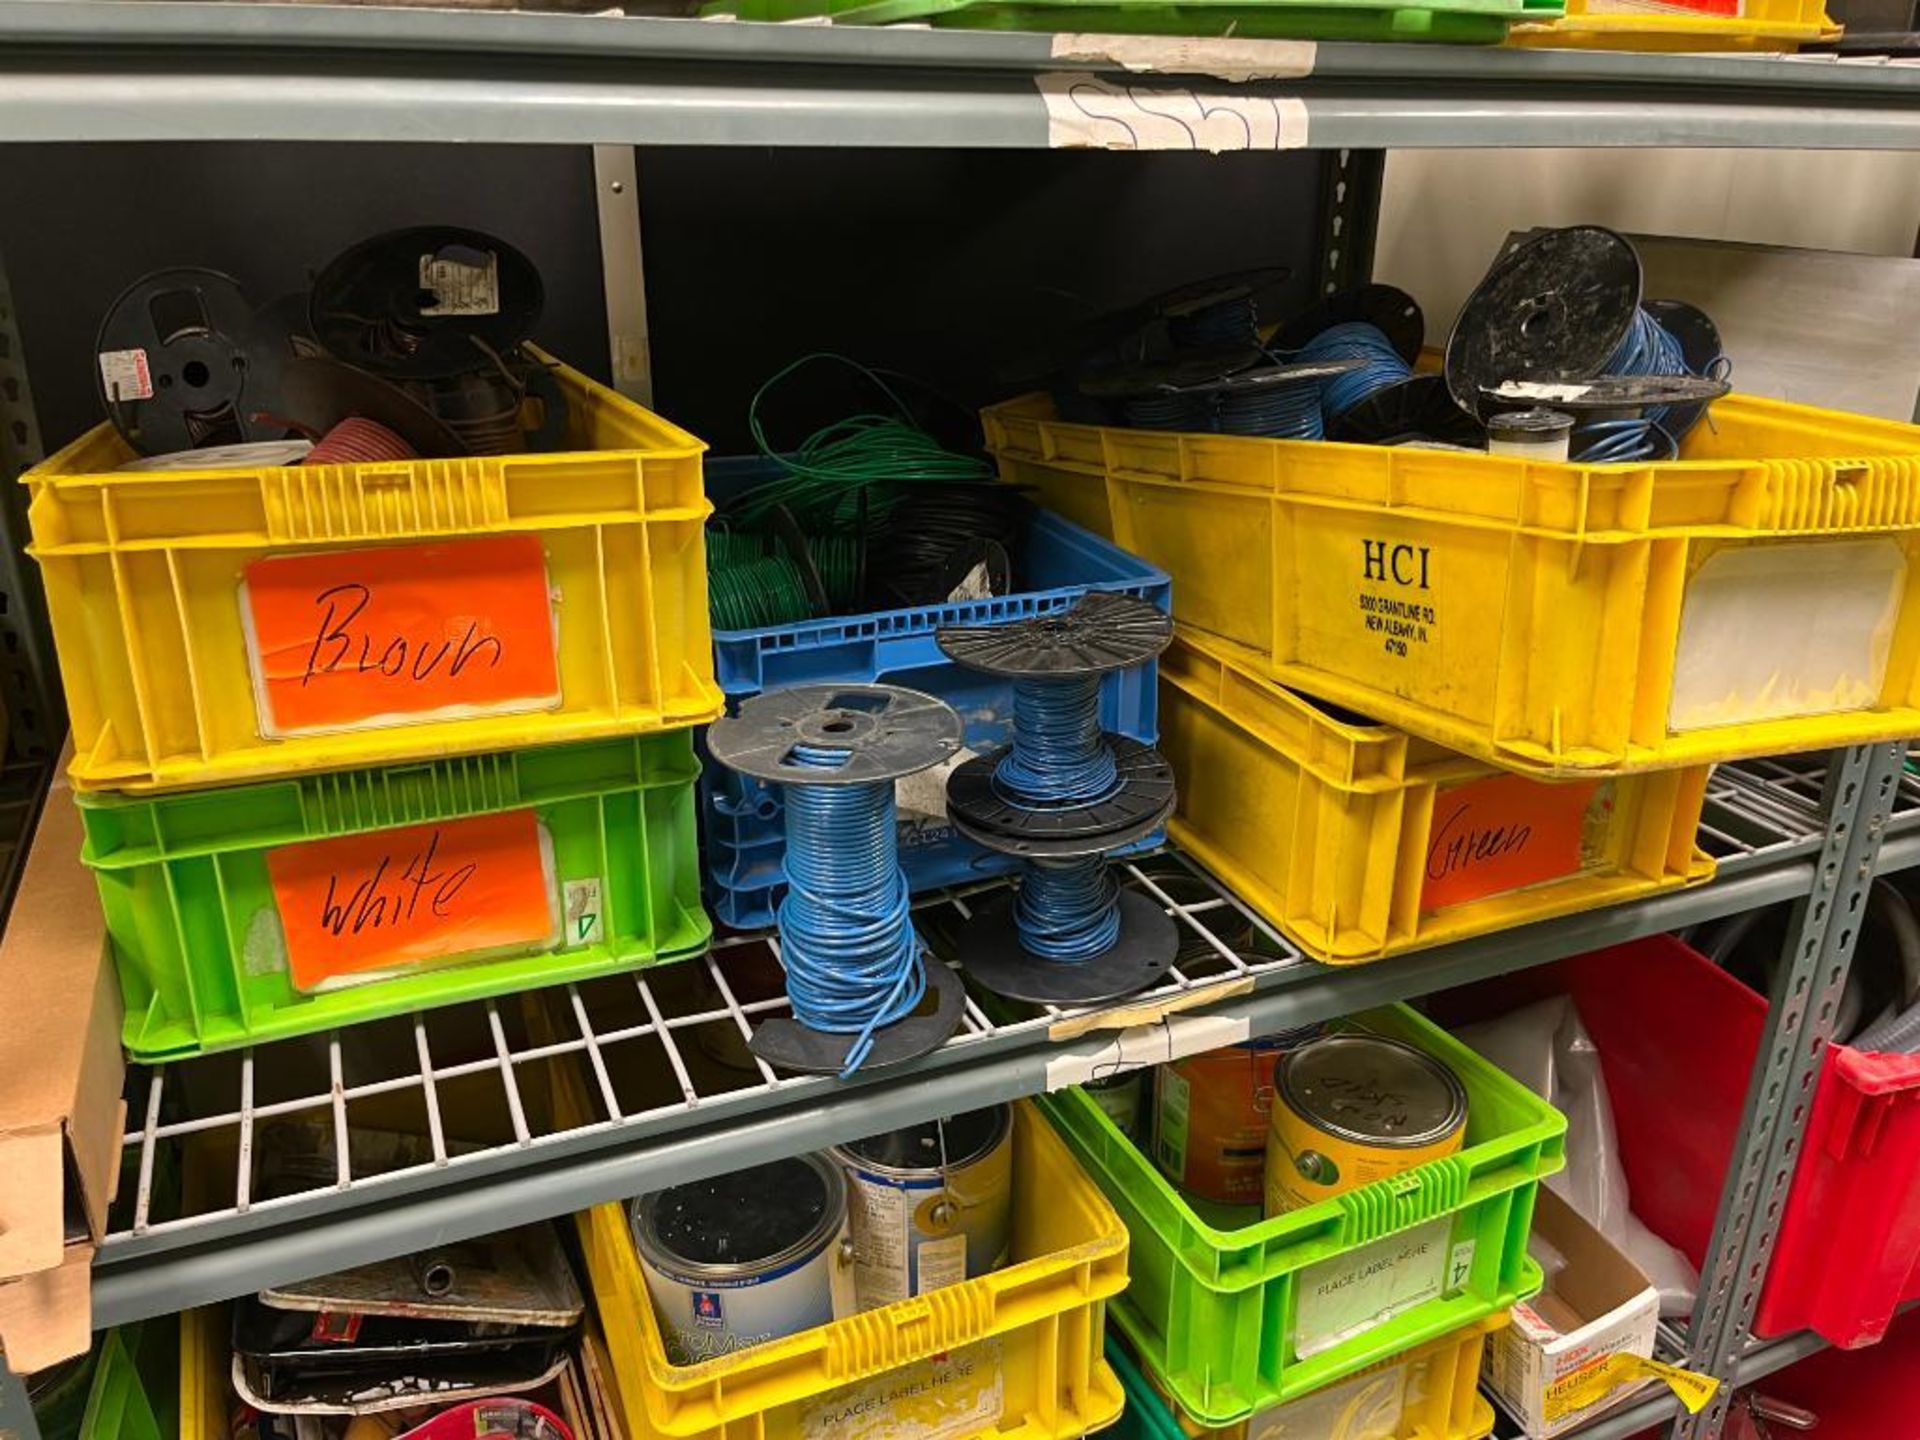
[1421,775,1604,914]
[268,808,558,992]
[244,534,560,736]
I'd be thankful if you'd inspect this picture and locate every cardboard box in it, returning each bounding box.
[1483,1188,1660,1438]
[0,770,125,1375]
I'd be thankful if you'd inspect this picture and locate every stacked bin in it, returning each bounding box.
[984,383,1920,1435]
[26,353,722,1058]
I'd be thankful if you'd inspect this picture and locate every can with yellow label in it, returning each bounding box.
[1264,1033,1467,1215]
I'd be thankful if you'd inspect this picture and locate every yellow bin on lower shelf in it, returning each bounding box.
[579,1099,1128,1440]
[1118,1311,1508,1440]
[1160,626,1713,964]
[1508,0,1838,51]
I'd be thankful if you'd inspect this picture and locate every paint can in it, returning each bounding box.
[632,1151,847,1365]
[1151,1026,1323,1207]
[1264,1033,1468,1216]
[832,1104,1014,1312]
[1084,1069,1147,1139]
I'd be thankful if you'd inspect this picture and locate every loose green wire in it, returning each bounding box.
[732,352,995,530]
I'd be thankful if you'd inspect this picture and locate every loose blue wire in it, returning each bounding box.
[778,745,925,1076]
[995,676,1120,809]
[1292,322,1412,419]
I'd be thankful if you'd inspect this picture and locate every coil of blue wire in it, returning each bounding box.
[778,746,926,1075]
[1167,294,1259,352]
[989,675,1128,963]
[1574,306,1722,463]
[1291,322,1413,420]
[1217,377,1325,439]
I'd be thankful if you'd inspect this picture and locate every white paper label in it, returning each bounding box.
[800,1338,1004,1440]
[916,1232,968,1295]
[1044,1011,1255,1089]
[1247,1359,1410,1440]
[419,249,501,316]
[1447,1238,1476,1293]
[98,347,153,401]
[1153,1068,1191,1181]
[1293,1218,1451,1359]
[563,878,604,946]
[846,1176,913,1311]
[948,562,995,602]
[1037,73,1309,152]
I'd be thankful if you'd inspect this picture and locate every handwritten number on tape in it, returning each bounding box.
[1037,73,1310,152]
[244,533,562,736]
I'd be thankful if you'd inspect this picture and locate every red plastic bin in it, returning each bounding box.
[1485,935,1920,1350]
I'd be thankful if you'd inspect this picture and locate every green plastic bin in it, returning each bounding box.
[79,733,710,1060]
[37,1322,179,1440]
[698,0,1558,44]
[1039,1005,1563,1428]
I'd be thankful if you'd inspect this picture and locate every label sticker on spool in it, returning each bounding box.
[419,248,501,316]
[267,808,560,992]
[799,1337,1005,1440]
[242,533,562,737]
[1292,1217,1450,1358]
[1421,774,1604,914]
[98,348,153,402]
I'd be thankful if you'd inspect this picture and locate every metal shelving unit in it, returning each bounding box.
[1,19,1917,1434]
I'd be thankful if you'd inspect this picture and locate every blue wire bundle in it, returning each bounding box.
[1169,295,1259,352]
[1218,379,1324,439]
[1574,307,1707,463]
[778,745,925,1076]
[990,676,1129,964]
[1292,322,1412,419]
[1126,391,1213,432]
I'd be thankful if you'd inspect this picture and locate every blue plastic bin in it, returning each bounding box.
[704,457,1171,929]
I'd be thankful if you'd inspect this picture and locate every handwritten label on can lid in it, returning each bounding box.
[243,533,561,737]
[267,807,559,992]
[1422,774,1604,914]
[799,1338,1004,1440]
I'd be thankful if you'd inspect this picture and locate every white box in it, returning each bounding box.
[1483,1188,1660,1438]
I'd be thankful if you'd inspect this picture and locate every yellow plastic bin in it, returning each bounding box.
[1160,626,1712,962]
[1508,0,1838,51]
[578,1100,1128,1440]
[178,1310,224,1440]
[985,390,1920,777]
[1111,1312,1506,1440]
[27,351,723,794]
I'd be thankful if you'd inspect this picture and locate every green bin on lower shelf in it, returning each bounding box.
[37,1321,178,1440]
[79,732,710,1060]
[699,0,1559,44]
[1038,1004,1563,1428]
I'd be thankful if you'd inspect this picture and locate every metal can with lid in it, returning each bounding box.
[831,1103,1013,1313]
[1264,1033,1468,1216]
[1152,1025,1323,1208]
[632,1151,847,1365]
[1084,1069,1147,1140]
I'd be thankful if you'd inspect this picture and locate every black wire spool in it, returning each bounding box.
[935,593,1179,1006]
[1173,358,1364,440]
[413,368,528,456]
[1644,297,1728,439]
[1444,226,1643,417]
[1272,283,1426,365]
[1148,265,1295,356]
[866,482,1028,609]
[310,226,544,381]
[1328,374,1489,448]
[706,684,970,1074]
[1477,373,1730,416]
[274,357,470,457]
[94,267,281,456]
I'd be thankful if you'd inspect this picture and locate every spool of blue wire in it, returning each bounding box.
[1168,294,1259,352]
[1293,322,1413,419]
[779,747,925,1073]
[1216,378,1325,439]
[1126,390,1214,432]
[1575,306,1716,462]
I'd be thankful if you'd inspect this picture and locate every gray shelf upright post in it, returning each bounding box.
[1317,148,1385,298]
[0,246,65,765]
[0,1364,43,1440]
[1671,740,1909,1440]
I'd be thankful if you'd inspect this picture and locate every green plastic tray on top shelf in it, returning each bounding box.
[701,0,1560,45]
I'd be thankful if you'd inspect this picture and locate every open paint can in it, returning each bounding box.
[632,1151,847,1364]
[832,1104,1013,1312]
[1152,1026,1323,1207]
[1264,1033,1467,1216]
